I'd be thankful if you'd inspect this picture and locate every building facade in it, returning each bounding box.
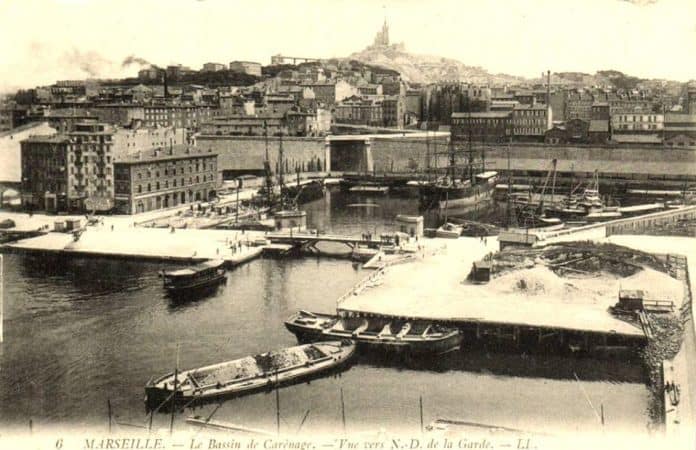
[382,95,405,128]
[142,104,213,130]
[451,111,512,142]
[21,123,116,212]
[302,80,356,106]
[229,61,262,76]
[202,62,225,72]
[611,113,664,133]
[511,104,552,141]
[333,96,383,126]
[113,146,218,214]
[0,121,57,183]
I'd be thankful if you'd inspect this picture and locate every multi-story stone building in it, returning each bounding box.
[88,104,145,127]
[19,121,186,212]
[511,103,552,141]
[138,67,161,80]
[565,91,594,121]
[142,104,213,130]
[451,111,512,143]
[611,113,664,133]
[0,121,57,183]
[382,95,405,128]
[664,112,696,139]
[591,102,610,120]
[229,61,262,77]
[333,96,383,126]
[113,146,218,214]
[21,123,116,212]
[357,84,383,96]
[301,80,356,106]
[202,62,225,72]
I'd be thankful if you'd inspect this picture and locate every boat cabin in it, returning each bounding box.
[163,259,225,291]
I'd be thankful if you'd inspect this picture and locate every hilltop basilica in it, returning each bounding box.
[369,19,405,51]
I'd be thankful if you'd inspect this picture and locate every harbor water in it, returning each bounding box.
[0,189,651,435]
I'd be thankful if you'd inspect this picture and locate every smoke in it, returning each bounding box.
[63,48,115,78]
[122,55,153,68]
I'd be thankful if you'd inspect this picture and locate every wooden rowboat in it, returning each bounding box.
[285,311,462,355]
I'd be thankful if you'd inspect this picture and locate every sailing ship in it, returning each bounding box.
[285,311,463,355]
[145,341,356,409]
[419,120,497,211]
[256,128,307,230]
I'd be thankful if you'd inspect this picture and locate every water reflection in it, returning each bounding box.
[0,188,652,432]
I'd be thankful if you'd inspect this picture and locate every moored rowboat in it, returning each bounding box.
[145,341,356,410]
[285,311,462,355]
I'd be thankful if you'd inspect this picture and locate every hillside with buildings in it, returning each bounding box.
[346,20,523,85]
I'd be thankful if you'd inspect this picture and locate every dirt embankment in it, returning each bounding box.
[490,241,688,429]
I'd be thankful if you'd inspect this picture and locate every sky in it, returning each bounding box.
[0,0,695,92]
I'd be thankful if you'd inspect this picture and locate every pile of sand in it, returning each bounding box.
[487,264,684,308]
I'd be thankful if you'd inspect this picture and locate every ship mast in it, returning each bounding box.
[278,132,285,210]
[263,120,274,205]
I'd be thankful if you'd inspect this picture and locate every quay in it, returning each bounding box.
[337,237,649,348]
[2,224,266,267]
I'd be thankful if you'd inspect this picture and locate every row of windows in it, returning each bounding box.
[135,161,213,180]
[69,154,112,164]
[72,179,112,189]
[616,124,661,130]
[135,174,213,193]
[514,119,545,126]
[71,166,112,175]
[453,119,508,125]
[614,115,663,122]
[514,127,544,135]
[515,110,545,117]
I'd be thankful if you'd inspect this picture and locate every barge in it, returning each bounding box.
[145,341,356,410]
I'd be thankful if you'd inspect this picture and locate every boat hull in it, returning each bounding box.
[419,179,496,211]
[285,314,463,356]
[165,273,226,300]
[145,341,355,411]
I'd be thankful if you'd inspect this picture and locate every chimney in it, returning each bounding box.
[163,71,169,100]
[546,70,551,106]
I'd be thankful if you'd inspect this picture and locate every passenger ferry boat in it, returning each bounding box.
[145,341,356,410]
[161,259,226,298]
[285,311,463,355]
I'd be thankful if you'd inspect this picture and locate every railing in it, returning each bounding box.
[534,205,696,243]
[336,266,387,307]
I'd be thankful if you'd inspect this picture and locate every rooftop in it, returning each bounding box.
[114,145,217,164]
[611,134,662,144]
[452,111,512,119]
[0,121,53,138]
[21,134,72,144]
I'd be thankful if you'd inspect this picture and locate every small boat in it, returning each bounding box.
[162,259,226,298]
[585,211,623,222]
[351,245,380,262]
[435,222,463,239]
[285,311,463,355]
[349,185,389,194]
[145,341,356,410]
[617,203,665,216]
